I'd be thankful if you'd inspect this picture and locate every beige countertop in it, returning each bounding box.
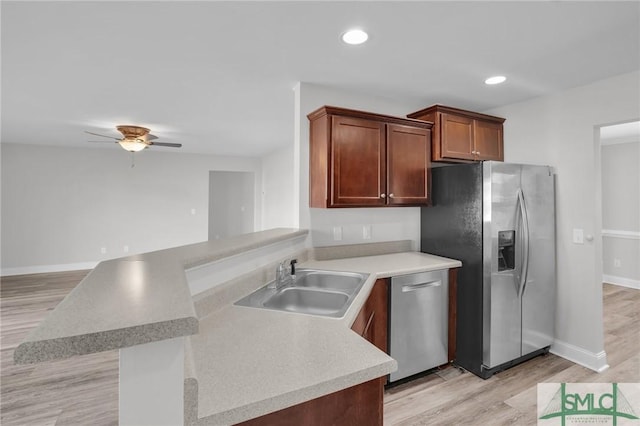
[303,251,462,278]
[13,227,461,424]
[14,228,308,364]
[190,251,462,424]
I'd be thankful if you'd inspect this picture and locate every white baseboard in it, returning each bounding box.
[602,274,640,290]
[550,339,609,373]
[1,262,98,277]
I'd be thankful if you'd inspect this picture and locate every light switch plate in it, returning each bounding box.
[573,228,584,244]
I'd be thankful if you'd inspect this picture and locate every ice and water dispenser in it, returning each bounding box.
[498,230,515,271]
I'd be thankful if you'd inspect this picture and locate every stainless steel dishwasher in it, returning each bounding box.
[389,269,448,382]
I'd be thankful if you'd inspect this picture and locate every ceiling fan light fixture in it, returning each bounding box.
[85,125,181,153]
[118,138,147,152]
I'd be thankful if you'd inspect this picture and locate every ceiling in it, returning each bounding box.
[2,1,639,157]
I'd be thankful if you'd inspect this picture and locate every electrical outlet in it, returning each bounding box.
[332,226,343,241]
[190,208,196,215]
[123,245,129,253]
[363,225,372,240]
[614,259,621,268]
[100,247,107,254]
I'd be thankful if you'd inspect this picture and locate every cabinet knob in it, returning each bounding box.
[472,150,477,154]
[476,151,481,155]
[389,193,394,198]
[380,193,386,199]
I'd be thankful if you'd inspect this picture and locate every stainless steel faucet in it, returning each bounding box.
[273,259,297,290]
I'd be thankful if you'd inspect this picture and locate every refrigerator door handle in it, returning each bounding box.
[516,189,530,298]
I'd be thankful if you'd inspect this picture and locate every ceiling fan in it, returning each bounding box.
[86,125,182,152]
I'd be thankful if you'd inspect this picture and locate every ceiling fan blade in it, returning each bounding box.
[147,134,159,141]
[85,131,120,141]
[149,142,182,148]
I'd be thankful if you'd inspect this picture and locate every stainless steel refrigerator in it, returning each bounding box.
[420,161,555,379]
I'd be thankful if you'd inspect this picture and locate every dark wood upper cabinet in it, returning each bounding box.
[440,113,475,161]
[331,115,386,207]
[387,124,431,205]
[308,106,433,208]
[474,119,504,161]
[408,105,505,163]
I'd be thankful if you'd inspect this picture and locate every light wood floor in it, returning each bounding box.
[383,283,640,425]
[1,271,118,426]
[1,272,638,425]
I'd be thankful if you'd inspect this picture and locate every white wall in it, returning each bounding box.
[209,171,256,240]
[1,143,262,275]
[261,144,296,230]
[295,82,421,250]
[485,70,640,371]
[601,139,640,286]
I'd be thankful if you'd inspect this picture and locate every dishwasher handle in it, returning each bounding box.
[401,280,442,292]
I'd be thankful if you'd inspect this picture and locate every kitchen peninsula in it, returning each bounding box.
[14,229,461,425]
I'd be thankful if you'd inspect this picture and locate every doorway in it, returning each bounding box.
[208,171,255,240]
[599,120,640,289]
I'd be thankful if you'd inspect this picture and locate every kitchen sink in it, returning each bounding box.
[234,269,368,318]
[264,287,349,316]
[292,270,365,295]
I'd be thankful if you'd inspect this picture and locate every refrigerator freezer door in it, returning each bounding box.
[482,161,523,369]
[420,163,484,377]
[520,165,556,356]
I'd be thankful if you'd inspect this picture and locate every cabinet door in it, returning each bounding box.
[237,378,384,426]
[440,113,475,161]
[331,116,386,206]
[387,124,431,205]
[351,279,388,354]
[474,120,504,161]
[369,278,388,354]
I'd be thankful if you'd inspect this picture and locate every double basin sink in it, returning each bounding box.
[235,269,368,318]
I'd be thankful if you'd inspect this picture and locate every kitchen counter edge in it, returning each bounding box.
[14,228,308,364]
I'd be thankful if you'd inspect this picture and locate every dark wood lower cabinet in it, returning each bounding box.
[351,278,388,353]
[236,377,384,426]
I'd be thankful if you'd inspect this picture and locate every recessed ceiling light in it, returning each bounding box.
[485,76,507,85]
[342,29,368,45]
